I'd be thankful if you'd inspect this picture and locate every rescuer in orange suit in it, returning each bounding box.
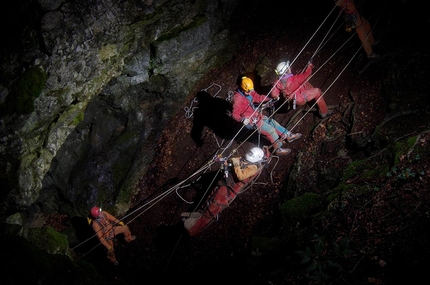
[335,0,380,59]
[90,206,136,265]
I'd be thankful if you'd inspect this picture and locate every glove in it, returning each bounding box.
[118,221,124,226]
[231,157,240,167]
[242,118,250,125]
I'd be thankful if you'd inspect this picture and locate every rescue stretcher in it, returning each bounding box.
[181,162,263,236]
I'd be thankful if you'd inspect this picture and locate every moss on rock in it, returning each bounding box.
[279,193,319,229]
[4,66,47,115]
[27,225,69,256]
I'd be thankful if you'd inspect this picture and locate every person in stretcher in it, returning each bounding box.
[181,146,269,236]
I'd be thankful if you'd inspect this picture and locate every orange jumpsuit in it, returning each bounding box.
[92,211,134,263]
[335,0,376,57]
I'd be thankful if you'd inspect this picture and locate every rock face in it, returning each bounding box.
[0,0,240,226]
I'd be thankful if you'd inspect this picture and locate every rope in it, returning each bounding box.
[163,234,183,274]
[134,0,391,273]
[275,0,388,134]
[258,4,366,141]
[184,97,198,118]
[178,0,379,190]
[219,3,341,145]
[72,217,125,259]
[310,8,345,62]
[297,4,339,66]
[188,167,223,214]
[202,83,222,98]
[247,2,364,149]
[124,160,216,224]
[71,159,217,260]
[73,1,387,261]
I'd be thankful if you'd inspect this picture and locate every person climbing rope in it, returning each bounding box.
[335,0,380,59]
[271,61,332,118]
[231,76,302,155]
[90,206,136,265]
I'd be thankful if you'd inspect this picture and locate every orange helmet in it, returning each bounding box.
[91,206,102,218]
[240,77,254,92]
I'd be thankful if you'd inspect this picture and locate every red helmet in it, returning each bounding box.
[91,206,101,218]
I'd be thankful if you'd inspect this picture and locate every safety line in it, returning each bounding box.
[71,159,216,254]
[270,29,359,132]
[310,10,344,62]
[73,1,389,260]
[201,0,380,161]
[213,12,350,152]
[287,0,389,132]
[82,2,348,265]
[130,0,391,272]
[289,42,363,132]
[297,4,339,65]
[185,166,223,215]
[124,161,216,224]
[212,3,346,154]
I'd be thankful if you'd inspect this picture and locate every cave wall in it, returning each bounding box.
[0,0,240,227]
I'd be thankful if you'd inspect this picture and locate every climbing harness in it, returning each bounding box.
[339,0,358,32]
[344,11,358,32]
[226,90,234,103]
[93,218,115,241]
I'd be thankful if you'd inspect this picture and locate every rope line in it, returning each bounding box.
[138,0,390,272]
[73,1,388,261]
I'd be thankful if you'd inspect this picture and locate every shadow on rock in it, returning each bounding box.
[191,91,243,146]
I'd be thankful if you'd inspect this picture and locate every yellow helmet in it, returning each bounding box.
[240,77,254,92]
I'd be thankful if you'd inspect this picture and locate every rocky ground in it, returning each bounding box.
[70,1,430,284]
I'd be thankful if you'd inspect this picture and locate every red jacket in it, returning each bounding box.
[271,65,313,99]
[231,89,270,123]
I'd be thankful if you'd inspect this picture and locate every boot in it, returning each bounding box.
[284,132,302,143]
[320,109,333,118]
[274,148,291,155]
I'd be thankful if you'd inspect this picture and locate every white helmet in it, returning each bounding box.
[275,61,291,75]
[245,147,265,163]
